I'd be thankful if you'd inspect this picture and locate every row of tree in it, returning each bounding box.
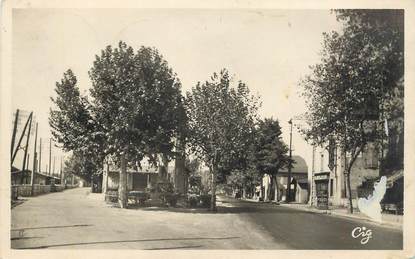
[49,42,290,210]
[300,10,404,213]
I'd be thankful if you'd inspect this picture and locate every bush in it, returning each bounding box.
[162,193,178,207]
[188,194,199,207]
[105,190,118,203]
[199,194,212,208]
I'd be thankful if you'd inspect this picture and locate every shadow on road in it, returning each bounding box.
[145,245,204,250]
[11,224,93,231]
[11,199,28,209]
[128,197,317,215]
[11,236,44,241]
[14,236,240,249]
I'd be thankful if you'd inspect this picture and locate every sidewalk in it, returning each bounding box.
[278,202,403,229]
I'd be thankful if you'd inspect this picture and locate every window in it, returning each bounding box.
[330,179,333,197]
[363,142,379,169]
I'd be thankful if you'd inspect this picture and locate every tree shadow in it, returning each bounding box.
[11,224,93,232]
[145,245,203,250]
[127,200,318,215]
[11,236,44,241]
[15,236,240,249]
[11,199,28,209]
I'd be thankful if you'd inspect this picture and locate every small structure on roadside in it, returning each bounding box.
[102,156,187,204]
[258,155,309,203]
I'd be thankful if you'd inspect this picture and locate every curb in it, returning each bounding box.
[279,203,402,230]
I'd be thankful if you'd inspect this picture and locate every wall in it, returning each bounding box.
[11,184,75,198]
[105,171,158,192]
[312,142,379,207]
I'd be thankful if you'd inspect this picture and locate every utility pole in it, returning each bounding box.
[11,109,20,163]
[31,123,38,195]
[22,112,33,172]
[39,138,42,173]
[60,156,63,185]
[53,156,56,176]
[12,111,32,165]
[49,138,52,176]
[287,119,293,203]
[25,154,30,184]
[310,145,316,206]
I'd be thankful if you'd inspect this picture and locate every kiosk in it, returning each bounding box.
[314,172,330,210]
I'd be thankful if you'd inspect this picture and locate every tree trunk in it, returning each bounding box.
[118,153,128,209]
[273,174,279,202]
[346,170,353,214]
[158,154,168,182]
[210,167,217,211]
[260,176,264,201]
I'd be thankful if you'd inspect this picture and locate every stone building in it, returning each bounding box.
[310,141,380,208]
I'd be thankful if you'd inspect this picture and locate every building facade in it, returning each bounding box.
[102,156,187,197]
[310,141,380,208]
[259,155,309,203]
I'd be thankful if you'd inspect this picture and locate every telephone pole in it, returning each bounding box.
[31,123,38,195]
[60,156,63,184]
[11,109,20,162]
[287,119,293,203]
[39,138,42,173]
[53,156,56,176]
[22,112,33,172]
[12,111,32,165]
[49,138,52,175]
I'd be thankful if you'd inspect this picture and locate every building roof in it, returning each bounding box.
[11,169,61,180]
[279,155,308,174]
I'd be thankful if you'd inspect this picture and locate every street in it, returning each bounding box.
[11,188,402,250]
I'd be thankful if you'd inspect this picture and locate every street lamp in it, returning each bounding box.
[287,119,293,203]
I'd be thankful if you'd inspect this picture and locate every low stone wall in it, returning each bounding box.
[13,184,51,197]
[11,184,78,199]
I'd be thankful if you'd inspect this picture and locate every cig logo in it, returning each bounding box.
[351,226,372,244]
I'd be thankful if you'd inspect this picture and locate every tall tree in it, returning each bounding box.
[185,69,260,211]
[49,70,105,178]
[50,42,184,208]
[88,42,184,208]
[254,118,289,201]
[49,69,98,152]
[300,10,404,213]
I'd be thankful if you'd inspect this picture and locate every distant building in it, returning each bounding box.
[259,155,309,203]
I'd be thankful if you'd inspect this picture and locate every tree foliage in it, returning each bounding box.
[254,118,289,176]
[50,41,186,208]
[300,10,404,212]
[185,69,260,209]
[63,151,100,182]
[49,70,99,153]
[49,70,104,174]
[89,42,184,165]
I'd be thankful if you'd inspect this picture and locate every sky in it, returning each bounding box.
[12,9,343,172]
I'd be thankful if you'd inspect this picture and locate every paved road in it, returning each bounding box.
[218,197,403,250]
[11,188,402,249]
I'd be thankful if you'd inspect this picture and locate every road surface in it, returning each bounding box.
[11,188,402,249]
